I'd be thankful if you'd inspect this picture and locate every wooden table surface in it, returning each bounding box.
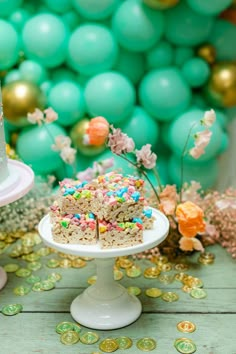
[0,242,235,354]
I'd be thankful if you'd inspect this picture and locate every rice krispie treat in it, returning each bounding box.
[50,203,97,245]
[98,218,143,249]
[142,207,155,230]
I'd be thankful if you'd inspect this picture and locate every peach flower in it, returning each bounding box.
[176,201,205,237]
[179,237,204,252]
[159,185,177,215]
[86,116,110,146]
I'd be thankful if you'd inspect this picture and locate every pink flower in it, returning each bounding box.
[136,144,157,169]
[179,236,204,252]
[189,130,212,159]
[52,136,71,151]
[201,109,216,127]
[107,126,135,155]
[27,108,44,125]
[44,107,58,124]
[159,185,177,215]
[60,146,76,164]
[76,158,114,181]
[77,167,95,182]
[181,181,202,203]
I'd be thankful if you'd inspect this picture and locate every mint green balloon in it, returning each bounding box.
[186,0,232,15]
[84,71,135,124]
[174,46,194,67]
[44,0,72,13]
[168,154,218,189]
[4,69,22,84]
[19,60,48,85]
[40,80,53,97]
[112,0,165,52]
[0,20,20,70]
[165,1,214,46]
[68,24,118,76]
[214,109,228,130]
[121,106,159,150]
[146,41,174,70]
[22,14,69,68]
[114,48,145,84]
[73,0,119,20]
[208,19,236,61]
[167,108,223,161]
[48,81,85,126]
[62,10,81,30]
[218,132,229,154]
[0,0,23,17]
[9,8,30,31]
[51,68,77,83]
[139,67,191,121]
[16,123,66,174]
[181,57,210,88]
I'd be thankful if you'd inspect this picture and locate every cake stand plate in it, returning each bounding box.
[0,159,34,207]
[38,208,169,330]
[0,159,34,290]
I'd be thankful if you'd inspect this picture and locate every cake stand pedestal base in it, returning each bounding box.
[70,258,141,330]
[0,267,7,290]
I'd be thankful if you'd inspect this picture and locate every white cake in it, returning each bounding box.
[0,101,9,184]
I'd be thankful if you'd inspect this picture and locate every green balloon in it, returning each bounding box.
[146,41,174,70]
[181,57,210,88]
[114,48,145,85]
[174,46,194,67]
[0,20,20,70]
[16,123,66,175]
[19,60,48,85]
[186,0,232,15]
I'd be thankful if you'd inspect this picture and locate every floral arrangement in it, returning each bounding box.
[24,107,236,258]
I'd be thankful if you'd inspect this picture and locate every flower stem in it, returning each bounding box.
[152,166,163,192]
[118,153,160,204]
[179,122,197,202]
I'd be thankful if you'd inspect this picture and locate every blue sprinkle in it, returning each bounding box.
[63,187,75,196]
[116,187,128,197]
[132,217,143,224]
[106,191,114,196]
[131,191,140,202]
[89,213,95,219]
[74,214,81,219]
[143,209,152,218]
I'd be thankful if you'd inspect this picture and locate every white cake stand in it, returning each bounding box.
[38,208,169,330]
[0,159,34,289]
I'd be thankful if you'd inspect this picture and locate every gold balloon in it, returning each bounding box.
[70,119,106,157]
[2,81,46,127]
[197,44,216,65]
[204,62,236,108]
[143,0,179,9]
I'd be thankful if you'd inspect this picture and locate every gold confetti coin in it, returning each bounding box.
[60,259,72,268]
[160,262,172,272]
[3,263,19,273]
[175,263,189,271]
[145,288,163,298]
[40,280,55,291]
[184,277,203,289]
[157,255,168,264]
[47,273,62,282]
[23,253,41,262]
[118,258,133,269]
[144,267,160,279]
[181,285,192,293]
[26,275,41,284]
[2,304,23,316]
[99,338,119,352]
[198,257,214,265]
[47,258,60,268]
[80,331,100,344]
[162,292,179,302]
[22,237,35,247]
[15,268,32,278]
[126,265,142,278]
[175,273,187,282]
[13,286,31,296]
[114,269,124,281]
[87,275,97,285]
[174,338,196,353]
[127,286,142,296]
[115,336,133,349]
[0,241,6,248]
[72,259,86,268]
[177,321,196,333]
[73,323,82,333]
[56,321,75,334]
[37,247,51,256]
[190,288,207,299]
[158,274,174,284]
[200,252,215,260]
[27,261,42,271]
[60,330,80,345]
[32,282,43,292]
[136,337,156,351]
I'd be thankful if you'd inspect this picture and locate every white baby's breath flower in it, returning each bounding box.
[27,108,44,125]
[201,109,216,127]
[60,146,76,165]
[44,107,58,124]
[52,135,72,151]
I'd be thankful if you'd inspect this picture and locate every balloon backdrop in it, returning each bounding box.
[0,0,234,187]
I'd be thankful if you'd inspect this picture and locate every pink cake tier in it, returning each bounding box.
[50,203,97,245]
[98,218,143,249]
